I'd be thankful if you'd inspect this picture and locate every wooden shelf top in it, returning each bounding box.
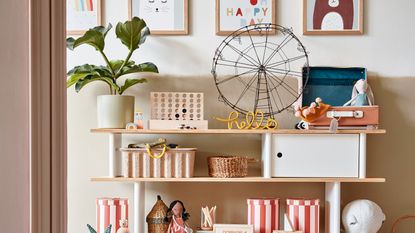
[91,177,386,183]
[90,128,386,135]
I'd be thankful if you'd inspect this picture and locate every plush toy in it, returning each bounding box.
[342,199,385,233]
[294,97,331,123]
[116,219,130,233]
[343,79,375,106]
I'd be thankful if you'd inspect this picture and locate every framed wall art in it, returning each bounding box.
[303,0,364,35]
[216,0,276,36]
[66,0,102,35]
[129,0,189,35]
[213,224,254,233]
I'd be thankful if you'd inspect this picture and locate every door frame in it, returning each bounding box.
[30,0,67,232]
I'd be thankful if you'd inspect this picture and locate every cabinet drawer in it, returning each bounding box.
[271,134,359,177]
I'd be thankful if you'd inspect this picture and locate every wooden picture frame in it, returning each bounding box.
[66,0,102,35]
[129,0,189,35]
[216,0,276,36]
[213,224,254,233]
[303,0,364,35]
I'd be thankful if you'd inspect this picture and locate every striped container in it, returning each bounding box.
[247,198,280,233]
[96,198,128,233]
[286,198,319,233]
[121,148,196,178]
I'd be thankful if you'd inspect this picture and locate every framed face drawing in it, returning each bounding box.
[303,0,364,35]
[216,0,276,36]
[129,0,189,35]
[66,0,102,35]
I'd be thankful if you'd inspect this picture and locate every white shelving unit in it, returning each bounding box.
[90,128,386,233]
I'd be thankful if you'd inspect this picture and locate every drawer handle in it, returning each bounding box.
[276,152,283,158]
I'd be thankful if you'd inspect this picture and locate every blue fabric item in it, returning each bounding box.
[354,94,369,106]
[302,67,367,106]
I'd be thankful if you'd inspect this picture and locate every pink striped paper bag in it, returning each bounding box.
[286,198,319,233]
[248,198,280,233]
[96,198,128,233]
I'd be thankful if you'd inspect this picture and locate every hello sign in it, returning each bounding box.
[216,0,276,35]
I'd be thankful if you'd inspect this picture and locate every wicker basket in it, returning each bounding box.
[392,215,415,233]
[208,156,249,178]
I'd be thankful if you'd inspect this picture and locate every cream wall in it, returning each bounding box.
[0,0,30,232]
[67,0,415,232]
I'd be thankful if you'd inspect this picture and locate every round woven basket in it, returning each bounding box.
[391,215,415,233]
[208,156,248,178]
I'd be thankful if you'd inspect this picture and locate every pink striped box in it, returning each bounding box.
[96,198,129,233]
[247,198,280,233]
[286,198,319,233]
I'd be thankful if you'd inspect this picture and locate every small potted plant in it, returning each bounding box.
[67,17,158,128]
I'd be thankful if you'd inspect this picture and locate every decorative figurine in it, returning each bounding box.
[164,200,192,233]
[294,97,331,123]
[146,195,169,233]
[117,219,130,233]
[343,79,375,106]
[342,199,385,233]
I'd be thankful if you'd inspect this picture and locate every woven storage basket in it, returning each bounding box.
[391,215,415,233]
[208,156,249,178]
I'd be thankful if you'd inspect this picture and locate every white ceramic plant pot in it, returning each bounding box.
[97,95,135,128]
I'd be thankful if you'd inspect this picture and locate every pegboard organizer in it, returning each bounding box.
[151,92,204,121]
[149,92,208,130]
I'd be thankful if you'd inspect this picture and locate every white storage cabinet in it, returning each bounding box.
[271,134,359,177]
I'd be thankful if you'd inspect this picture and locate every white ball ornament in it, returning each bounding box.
[342,199,385,233]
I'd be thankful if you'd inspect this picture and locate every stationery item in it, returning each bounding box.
[201,206,216,230]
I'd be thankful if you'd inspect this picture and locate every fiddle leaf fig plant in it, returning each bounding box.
[66,17,158,95]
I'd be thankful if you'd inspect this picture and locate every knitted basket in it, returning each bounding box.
[207,156,250,178]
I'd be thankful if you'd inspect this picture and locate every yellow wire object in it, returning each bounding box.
[145,144,168,159]
[214,110,278,130]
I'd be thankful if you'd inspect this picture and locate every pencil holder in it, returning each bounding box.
[201,206,216,230]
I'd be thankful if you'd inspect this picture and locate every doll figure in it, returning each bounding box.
[343,79,375,106]
[165,200,192,233]
[116,219,130,233]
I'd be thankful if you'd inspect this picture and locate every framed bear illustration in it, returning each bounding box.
[303,0,364,35]
[129,0,188,35]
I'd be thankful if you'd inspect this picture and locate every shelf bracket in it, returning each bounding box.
[262,133,272,178]
[134,182,145,233]
[325,182,341,233]
[109,133,122,177]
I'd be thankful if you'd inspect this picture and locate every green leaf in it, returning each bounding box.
[67,29,105,51]
[66,37,76,50]
[139,26,150,45]
[66,73,93,88]
[86,224,97,233]
[104,224,112,233]
[109,60,135,74]
[75,75,118,93]
[120,62,159,76]
[68,64,112,77]
[119,78,147,94]
[116,17,147,51]
[93,23,113,38]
